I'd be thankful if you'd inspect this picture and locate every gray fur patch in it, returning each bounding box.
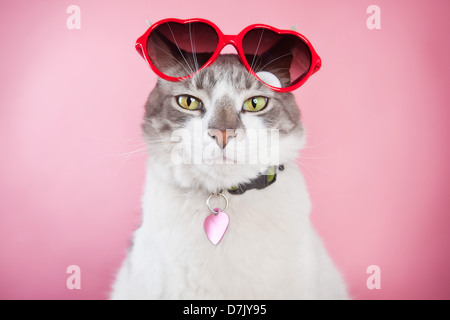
[208,95,243,131]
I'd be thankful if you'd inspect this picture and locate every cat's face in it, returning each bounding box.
[142,55,304,192]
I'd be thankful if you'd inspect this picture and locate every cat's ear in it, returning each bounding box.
[258,36,296,87]
[146,29,189,76]
[147,30,212,78]
[254,34,311,88]
[245,37,296,88]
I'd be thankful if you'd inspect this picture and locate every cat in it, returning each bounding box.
[110,52,349,299]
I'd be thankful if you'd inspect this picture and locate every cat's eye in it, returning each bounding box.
[242,96,268,112]
[176,95,202,110]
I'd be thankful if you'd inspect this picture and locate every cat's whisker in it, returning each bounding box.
[166,23,196,75]
[250,29,265,72]
[115,146,148,169]
[253,52,293,74]
[295,158,326,191]
[119,146,148,157]
[101,139,147,158]
[302,133,340,151]
[297,155,331,160]
[188,23,199,72]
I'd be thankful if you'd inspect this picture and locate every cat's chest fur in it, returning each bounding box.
[111,162,348,299]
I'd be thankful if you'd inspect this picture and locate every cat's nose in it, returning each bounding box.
[208,129,236,149]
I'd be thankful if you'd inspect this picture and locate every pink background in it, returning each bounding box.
[1,0,449,300]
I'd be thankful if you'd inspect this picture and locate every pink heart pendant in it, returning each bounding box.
[203,208,229,245]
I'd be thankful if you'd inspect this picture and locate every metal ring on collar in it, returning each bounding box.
[206,192,229,215]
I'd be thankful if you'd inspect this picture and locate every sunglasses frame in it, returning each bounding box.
[135,18,321,92]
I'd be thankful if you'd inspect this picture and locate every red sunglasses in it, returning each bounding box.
[135,18,321,92]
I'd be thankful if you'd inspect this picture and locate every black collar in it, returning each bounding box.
[227,165,285,195]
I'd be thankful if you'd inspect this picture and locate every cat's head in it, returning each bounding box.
[142,54,305,192]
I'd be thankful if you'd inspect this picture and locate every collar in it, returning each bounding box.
[227,165,285,195]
